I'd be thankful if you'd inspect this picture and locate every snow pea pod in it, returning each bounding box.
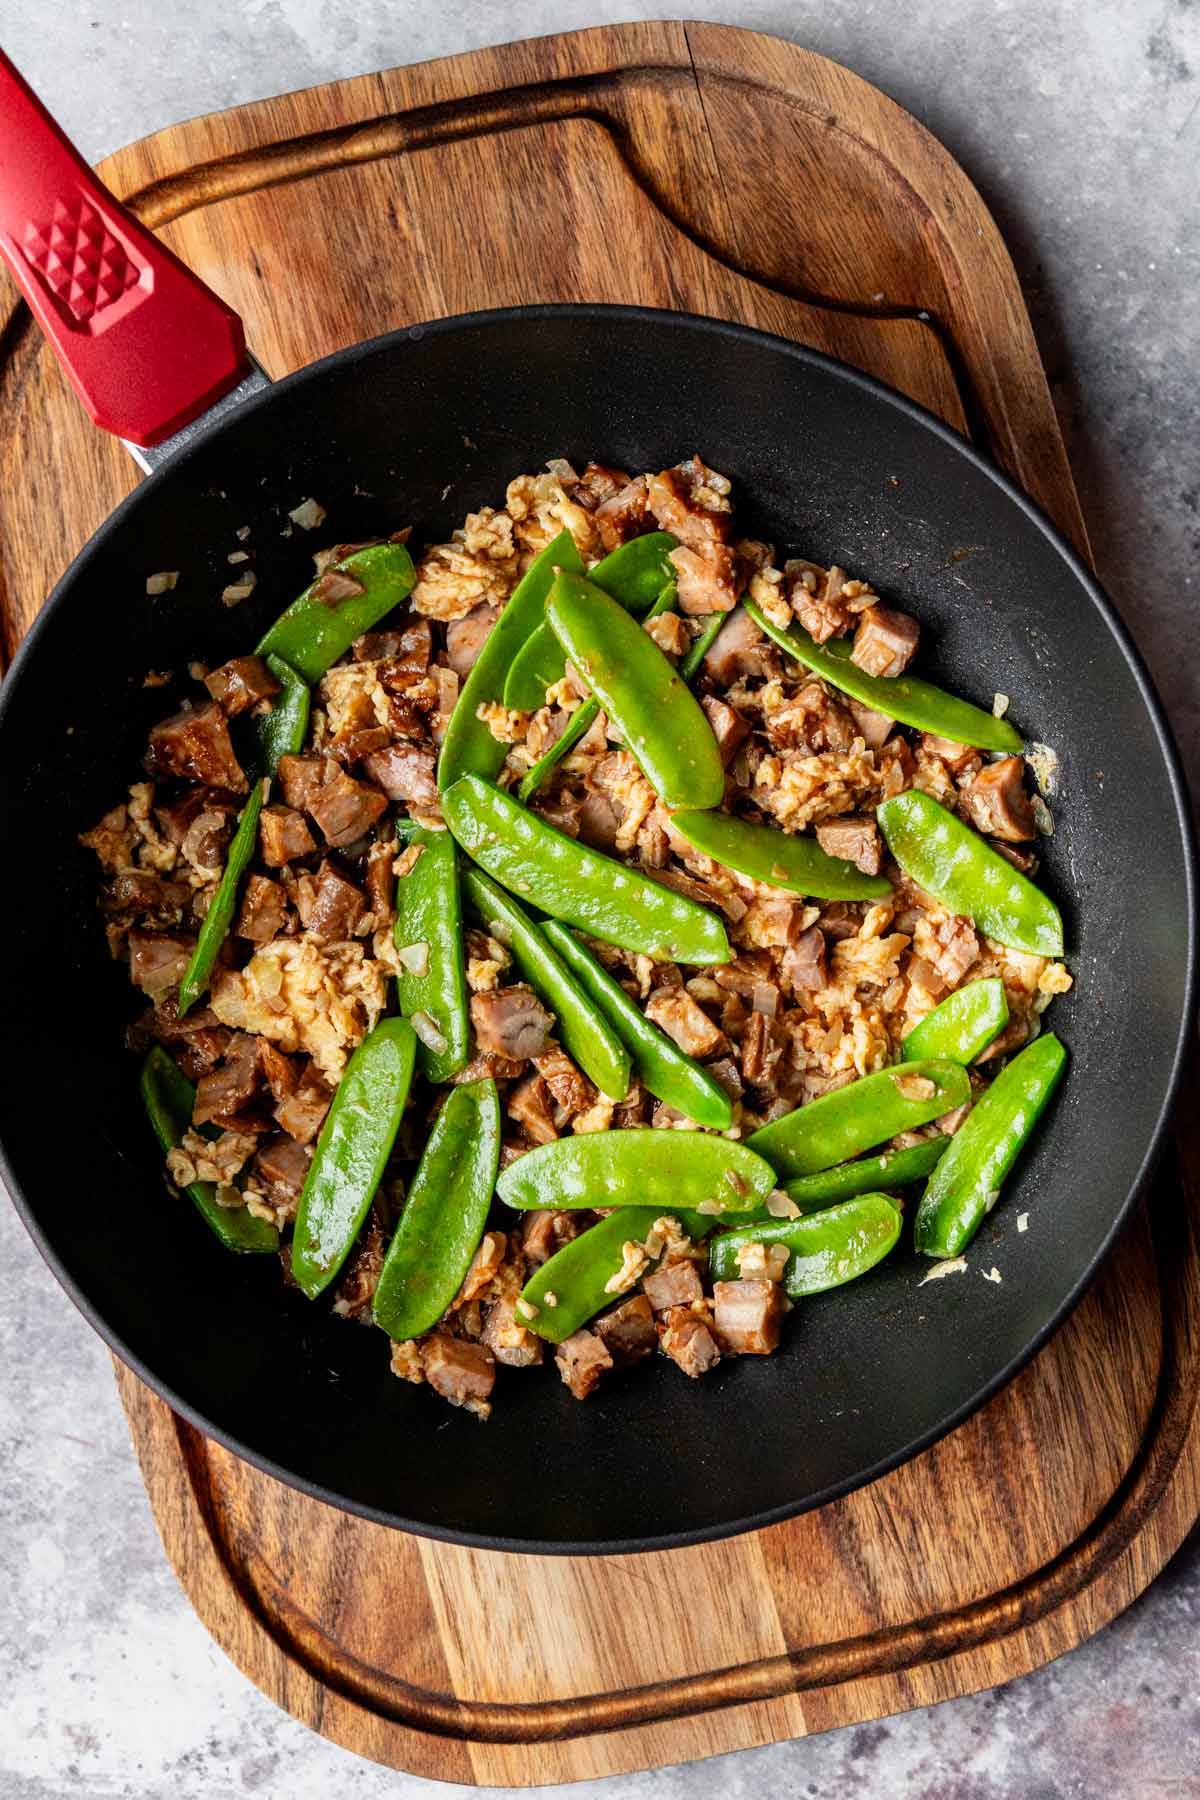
[177,779,267,1017]
[540,921,733,1129]
[709,1193,902,1297]
[747,1059,970,1180]
[546,571,725,810]
[516,579,679,802]
[460,866,632,1100]
[138,1048,278,1253]
[178,659,313,1016]
[878,790,1064,957]
[901,976,1009,1064]
[443,774,730,964]
[504,532,677,711]
[677,609,731,683]
[914,1032,1066,1257]
[437,530,584,790]
[373,1078,501,1340]
[744,599,1023,752]
[784,1135,949,1210]
[257,542,415,683]
[670,808,892,901]
[291,1018,417,1299]
[393,824,470,1082]
[495,1129,776,1213]
[516,1206,700,1344]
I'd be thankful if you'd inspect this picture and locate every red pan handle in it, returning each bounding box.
[0,49,249,448]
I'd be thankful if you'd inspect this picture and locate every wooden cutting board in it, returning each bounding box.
[2,22,1197,1787]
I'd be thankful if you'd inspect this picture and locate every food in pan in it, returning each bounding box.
[83,455,1071,1418]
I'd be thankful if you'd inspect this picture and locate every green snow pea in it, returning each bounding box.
[437,530,584,789]
[709,1193,902,1297]
[878,790,1064,957]
[901,976,1009,1064]
[784,1135,949,1210]
[495,1129,776,1213]
[291,1018,417,1299]
[546,571,724,810]
[373,1079,501,1340]
[539,921,733,1129]
[517,579,679,802]
[517,1205,711,1344]
[503,532,678,711]
[744,600,1023,752]
[677,609,731,683]
[249,653,311,780]
[393,825,470,1082]
[747,1059,970,1181]
[257,542,415,683]
[177,658,313,1016]
[177,779,267,1017]
[670,808,892,902]
[461,866,632,1100]
[138,1048,278,1253]
[914,1032,1066,1257]
[443,774,730,964]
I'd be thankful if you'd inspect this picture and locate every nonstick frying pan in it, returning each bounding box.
[0,53,1194,1554]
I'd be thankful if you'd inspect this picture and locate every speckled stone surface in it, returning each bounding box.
[1,3,1197,1796]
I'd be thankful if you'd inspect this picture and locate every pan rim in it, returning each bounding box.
[1,300,1195,1555]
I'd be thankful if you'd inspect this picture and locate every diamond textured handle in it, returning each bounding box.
[0,50,248,448]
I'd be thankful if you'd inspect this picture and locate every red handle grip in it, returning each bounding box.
[0,50,248,447]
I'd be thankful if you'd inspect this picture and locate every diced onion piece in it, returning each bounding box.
[766,1189,800,1219]
[992,692,1010,718]
[145,571,178,596]
[222,570,258,606]
[411,1010,448,1055]
[288,496,327,530]
[397,942,430,977]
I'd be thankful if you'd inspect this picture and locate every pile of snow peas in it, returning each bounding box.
[142,515,1070,1361]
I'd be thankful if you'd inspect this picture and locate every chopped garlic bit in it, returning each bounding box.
[1025,741,1059,795]
[411,1010,448,1054]
[766,1189,801,1219]
[695,1199,722,1216]
[397,942,431,977]
[289,496,327,530]
[543,1291,558,1309]
[1017,1213,1029,1233]
[992,692,1010,718]
[236,524,251,541]
[919,1256,968,1286]
[145,570,178,596]
[893,1071,936,1102]
[222,570,258,606]
[604,1239,650,1295]
[981,1266,1003,1284]
[514,1298,539,1321]
[227,550,250,565]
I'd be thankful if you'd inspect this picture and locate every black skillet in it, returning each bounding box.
[0,54,1193,1553]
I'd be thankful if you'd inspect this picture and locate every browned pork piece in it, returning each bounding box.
[644,988,725,1058]
[814,814,883,876]
[847,699,896,747]
[203,655,280,717]
[445,603,500,675]
[554,1329,614,1400]
[333,1208,387,1320]
[575,461,632,508]
[235,873,288,942]
[193,1032,260,1126]
[521,1209,578,1268]
[533,1045,594,1117]
[422,1335,496,1418]
[702,604,771,683]
[274,1074,333,1144]
[128,930,194,998]
[642,1259,705,1313]
[786,561,854,643]
[302,860,367,941]
[781,926,827,994]
[276,753,328,812]
[594,1295,657,1365]
[700,693,751,763]
[670,542,741,615]
[507,1072,559,1144]
[850,604,920,678]
[307,766,388,847]
[712,1279,788,1355]
[658,1307,721,1378]
[253,1133,310,1204]
[646,456,732,548]
[362,744,439,809]
[470,985,554,1060]
[147,701,248,793]
[257,1040,298,1102]
[594,475,648,550]
[963,755,1037,842]
[259,805,316,867]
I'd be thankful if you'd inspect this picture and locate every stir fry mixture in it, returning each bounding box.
[83,456,1072,1419]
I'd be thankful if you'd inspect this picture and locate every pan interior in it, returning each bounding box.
[0,308,1191,1551]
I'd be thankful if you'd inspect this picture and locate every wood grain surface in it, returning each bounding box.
[3,21,1196,1786]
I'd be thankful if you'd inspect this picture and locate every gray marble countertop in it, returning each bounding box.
[1,3,1197,1796]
